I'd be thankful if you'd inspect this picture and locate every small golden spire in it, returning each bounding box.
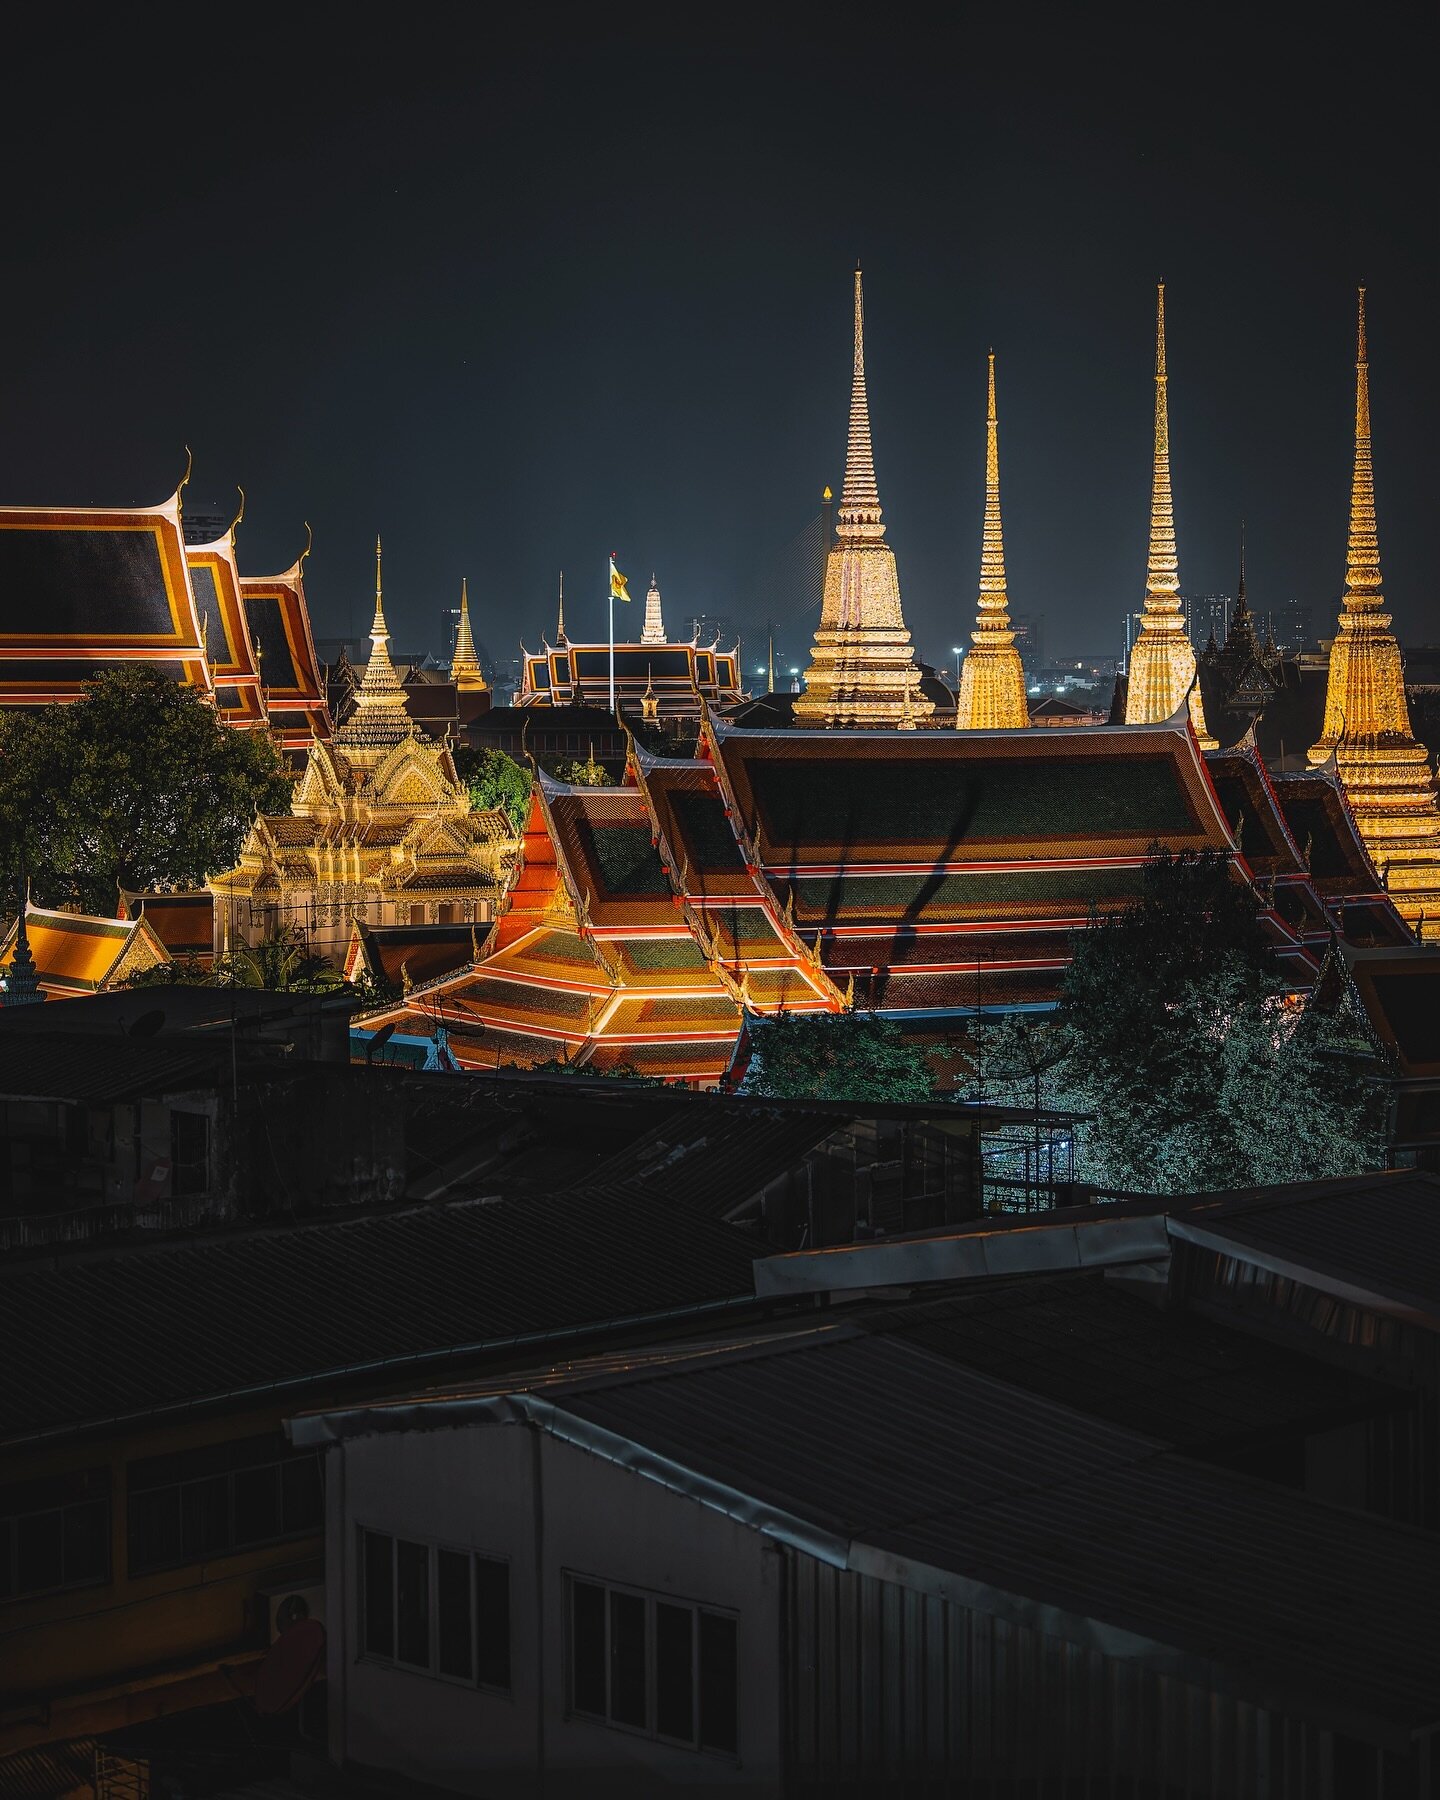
[556,570,567,642]
[767,631,776,696]
[451,576,487,690]
[955,351,1028,730]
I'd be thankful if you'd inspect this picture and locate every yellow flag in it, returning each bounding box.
[610,558,631,603]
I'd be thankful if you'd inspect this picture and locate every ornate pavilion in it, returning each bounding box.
[209,542,517,962]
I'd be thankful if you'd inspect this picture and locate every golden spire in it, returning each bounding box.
[955,351,1028,730]
[1308,287,1440,937]
[556,571,567,642]
[451,577,487,691]
[794,266,931,728]
[640,663,659,723]
[336,532,414,748]
[1124,284,1214,745]
[767,631,776,696]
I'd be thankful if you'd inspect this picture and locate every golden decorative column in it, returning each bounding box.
[1124,285,1215,746]
[1309,289,1440,937]
[955,352,1029,730]
[795,268,932,728]
[451,578,488,691]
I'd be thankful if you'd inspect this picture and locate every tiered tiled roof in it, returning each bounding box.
[119,890,216,964]
[0,906,169,1000]
[185,528,265,726]
[0,491,209,705]
[239,556,332,748]
[705,713,1239,1013]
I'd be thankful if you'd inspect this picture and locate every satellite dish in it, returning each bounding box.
[254,1615,326,1716]
[127,1010,166,1039]
[366,1020,397,1064]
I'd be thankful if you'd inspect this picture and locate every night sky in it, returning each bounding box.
[2,14,1433,673]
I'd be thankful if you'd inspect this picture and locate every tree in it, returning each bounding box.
[739,1011,936,1104]
[982,847,1388,1192]
[453,745,531,831]
[10,669,291,915]
[545,753,614,787]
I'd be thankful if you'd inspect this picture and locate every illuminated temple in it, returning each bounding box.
[1124,285,1215,747]
[517,577,743,720]
[794,269,931,728]
[1307,290,1440,937]
[355,706,1401,1080]
[209,542,516,960]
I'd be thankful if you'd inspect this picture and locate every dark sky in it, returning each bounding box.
[1,11,1433,672]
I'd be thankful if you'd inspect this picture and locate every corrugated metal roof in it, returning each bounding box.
[1170,1169,1440,1324]
[0,1185,762,1445]
[0,1031,223,1103]
[298,1307,1440,1739]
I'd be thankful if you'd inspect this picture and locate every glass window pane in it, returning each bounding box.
[396,1538,430,1667]
[571,1579,607,1715]
[362,1530,394,1658]
[608,1590,647,1729]
[655,1602,694,1742]
[280,1456,323,1535]
[128,1486,181,1575]
[436,1549,473,1681]
[63,1500,109,1586]
[699,1612,738,1754]
[180,1474,230,1561]
[476,1555,511,1690]
[16,1510,63,1594]
[232,1465,281,1548]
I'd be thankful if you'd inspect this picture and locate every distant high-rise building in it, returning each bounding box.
[1009,613,1045,670]
[1278,598,1316,655]
[1189,593,1232,651]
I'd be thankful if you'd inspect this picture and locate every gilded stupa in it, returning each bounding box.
[641,574,666,646]
[1308,289,1440,938]
[1124,285,1215,746]
[450,577,488,691]
[795,267,932,728]
[955,352,1029,730]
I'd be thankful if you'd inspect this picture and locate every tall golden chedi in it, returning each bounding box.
[1124,284,1215,746]
[1308,289,1440,938]
[955,352,1029,730]
[450,578,488,691]
[795,268,932,727]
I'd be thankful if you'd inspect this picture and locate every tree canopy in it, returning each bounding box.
[983,846,1388,1192]
[739,1011,936,1104]
[1,668,291,915]
[453,745,531,832]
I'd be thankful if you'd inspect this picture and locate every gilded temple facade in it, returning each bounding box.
[210,541,516,960]
[1308,290,1440,937]
[795,269,932,728]
[1124,286,1215,746]
[955,353,1029,731]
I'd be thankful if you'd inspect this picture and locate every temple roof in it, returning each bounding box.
[1271,769,1385,897]
[0,490,209,704]
[240,556,332,746]
[185,528,264,725]
[1203,744,1308,880]
[0,906,169,999]
[119,890,215,961]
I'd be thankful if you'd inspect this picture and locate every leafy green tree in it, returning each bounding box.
[739,1011,936,1104]
[8,669,291,915]
[545,753,614,787]
[453,745,531,831]
[0,705,64,897]
[212,928,346,993]
[982,847,1387,1192]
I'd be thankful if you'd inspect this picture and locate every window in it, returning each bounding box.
[567,1576,738,1756]
[0,1468,110,1600]
[359,1529,510,1691]
[127,1434,323,1575]
[170,1109,210,1197]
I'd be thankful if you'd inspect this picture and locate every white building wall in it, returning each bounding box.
[326,1422,784,1798]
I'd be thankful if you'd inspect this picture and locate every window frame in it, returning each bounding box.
[357,1525,512,1697]
[564,1570,740,1760]
[0,1468,111,1601]
[126,1435,323,1577]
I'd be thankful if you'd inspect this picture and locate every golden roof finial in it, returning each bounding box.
[373,534,386,636]
[1343,284,1383,612]
[1146,282,1178,608]
[229,485,246,542]
[556,570,567,642]
[767,631,775,696]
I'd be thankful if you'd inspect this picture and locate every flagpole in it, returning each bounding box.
[608,557,616,715]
